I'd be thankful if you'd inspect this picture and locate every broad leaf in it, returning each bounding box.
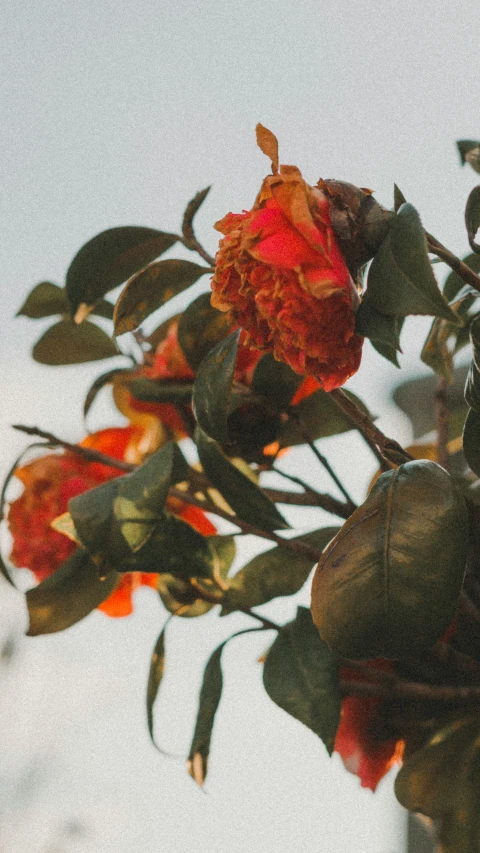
[393,365,469,438]
[463,409,480,476]
[114,442,188,552]
[457,139,480,173]
[221,527,339,614]
[158,535,234,618]
[177,292,232,371]
[68,479,123,560]
[365,204,458,322]
[443,253,480,301]
[32,319,119,365]
[277,388,371,447]
[131,514,215,580]
[263,606,340,755]
[196,428,288,532]
[26,549,120,635]
[193,331,240,443]
[113,259,210,336]
[252,353,303,410]
[311,461,468,659]
[17,282,69,317]
[355,301,403,367]
[393,183,407,212]
[66,227,177,315]
[465,186,480,253]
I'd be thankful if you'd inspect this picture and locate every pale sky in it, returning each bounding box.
[1,1,479,851]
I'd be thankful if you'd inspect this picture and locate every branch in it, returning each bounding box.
[328,389,413,468]
[341,677,480,703]
[12,425,135,472]
[260,486,353,519]
[426,232,480,294]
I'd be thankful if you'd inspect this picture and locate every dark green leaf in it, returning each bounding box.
[187,642,226,786]
[421,317,457,381]
[182,186,211,240]
[277,389,372,447]
[113,259,210,336]
[263,606,340,755]
[465,186,480,253]
[193,331,240,443]
[128,378,193,405]
[17,282,69,318]
[444,253,480,302]
[311,460,468,659]
[131,514,215,580]
[68,479,123,559]
[177,292,232,371]
[32,319,119,365]
[463,409,480,476]
[114,442,188,552]
[457,139,480,173]
[196,428,288,532]
[464,316,480,414]
[365,204,458,322]
[147,312,181,352]
[146,623,167,744]
[221,527,339,614]
[26,549,120,635]
[393,184,407,212]
[84,368,131,420]
[355,301,403,367]
[252,353,303,411]
[393,365,469,438]
[157,535,234,618]
[66,227,178,315]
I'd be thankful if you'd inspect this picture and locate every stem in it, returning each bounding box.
[12,425,135,472]
[189,579,282,630]
[426,232,480,294]
[177,235,216,268]
[261,485,353,520]
[435,376,450,471]
[341,677,480,704]
[329,389,413,468]
[286,410,357,509]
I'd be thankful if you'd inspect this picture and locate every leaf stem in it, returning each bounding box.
[426,232,480,294]
[328,389,413,468]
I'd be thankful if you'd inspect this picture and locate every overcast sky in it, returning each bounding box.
[1,1,479,851]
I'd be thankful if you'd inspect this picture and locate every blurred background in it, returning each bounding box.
[1,1,478,850]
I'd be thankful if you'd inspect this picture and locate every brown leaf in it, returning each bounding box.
[256,124,279,175]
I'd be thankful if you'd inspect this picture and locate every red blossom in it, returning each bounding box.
[335,661,404,791]
[7,425,216,618]
[211,165,363,391]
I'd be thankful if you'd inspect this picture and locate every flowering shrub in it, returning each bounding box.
[5,128,480,850]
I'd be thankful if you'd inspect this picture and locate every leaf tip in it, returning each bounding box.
[256,124,279,175]
[74,303,92,324]
[187,752,206,787]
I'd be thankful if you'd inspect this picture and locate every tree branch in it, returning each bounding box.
[426,232,480,294]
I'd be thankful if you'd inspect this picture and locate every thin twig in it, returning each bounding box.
[260,486,353,519]
[340,677,480,704]
[435,376,450,471]
[12,425,135,472]
[328,389,413,468]
[426,232,480,294]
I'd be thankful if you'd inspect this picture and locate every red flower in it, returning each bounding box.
[335,661,404,791]
[7,426,216,618]
[211,165,363,392]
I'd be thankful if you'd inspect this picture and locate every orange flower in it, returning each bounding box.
[211,165,363,392]
[334,661,403,791]
[7,426,216,618]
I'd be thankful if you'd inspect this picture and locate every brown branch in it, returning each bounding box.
[12,425,135,472]
[259,487,353,519]
[426,232,480,294]
[329,389,413,468]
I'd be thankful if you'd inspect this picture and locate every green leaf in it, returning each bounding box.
[311,460,468,659]
[128,378,193,405]
[196,428,288,532]
[277,389,372,447]
[444,253,480,301]
[177,292,232,371]
[465,186,480,253]
[464,316,480,414]
[32,319,119,365]
[68,479,121,560]
[113,259,210,336]
[187,641,226,786]
[146,623,167,744]
[114,442,188,552]
[421,317,457,381]
[193,331,240,444]
[355,301,403,367]
[263,606,340,755]
[66,227,178,315]
[157,535,234,618]
[17,282,69,318]
[182,187,211,239]
[393,184,407,212]
[84,368,131,420]
[365,203,458,322]
[26,549,120,635]
[463,409,480,476]
[393,365,469,438]
[221,527,339,614]
[147,312,181,352]
[252,353,303,410]
[457,139,480,173]
[131,514,215,580]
